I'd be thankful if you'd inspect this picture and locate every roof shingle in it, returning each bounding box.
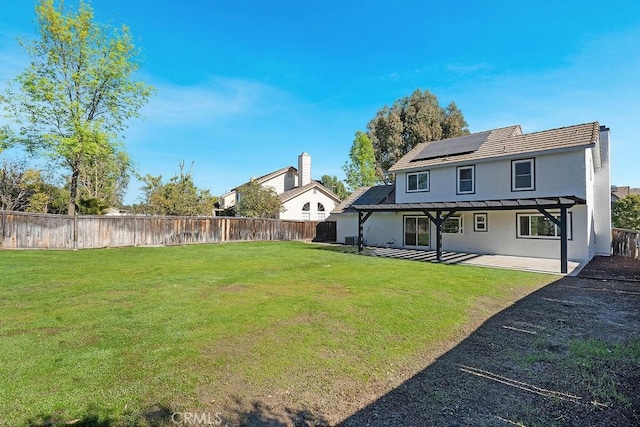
[389,122,599,172]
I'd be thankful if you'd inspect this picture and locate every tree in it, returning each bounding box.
[0,160,65,213]
[77,149,131,210]
[0,160,32,211]
[612,195,640,230]
[367,89,469,183]
[235,180,284,218]
[1,0,153,215]
[138,162,217,216]
[320,174,349,200]
[343,131,377,191]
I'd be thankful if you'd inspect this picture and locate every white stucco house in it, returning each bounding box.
[329,122,611,273]
[220,152,341,221]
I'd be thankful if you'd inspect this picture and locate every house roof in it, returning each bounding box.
[278,181,341,204]
[226,166,297,193]
[331,185,395,214]
[254,166,297,185]
[611,186,640,200]
[389,122,600,172]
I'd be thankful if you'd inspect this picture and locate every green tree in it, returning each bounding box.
[320,174,349,200]
[343,131,377,191]
[77,149,131,210]
[236,179,284,219]
[0,160,64,213]
[138,162,217,216]
[612,195,640,230]
[367,89,469,183]
[1,0,153,215]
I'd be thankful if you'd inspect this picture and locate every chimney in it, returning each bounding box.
[298,152,311,187]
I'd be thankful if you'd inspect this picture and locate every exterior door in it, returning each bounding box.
[404,216,430,248]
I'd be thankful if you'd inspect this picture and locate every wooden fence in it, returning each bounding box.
[0,210,336,250]
[612,227,640,259]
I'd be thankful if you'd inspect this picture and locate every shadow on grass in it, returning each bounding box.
[25,401,329,426]
[26,403,174,427]
[228,399,330,427]
[303,242,359,255]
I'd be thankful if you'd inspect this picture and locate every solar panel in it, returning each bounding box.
[411,131,490,161]
[354,186,395,205]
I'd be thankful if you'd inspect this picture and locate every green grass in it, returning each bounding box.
[523,337,640,408]
[0,241,555,425]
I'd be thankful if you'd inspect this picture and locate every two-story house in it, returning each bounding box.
[220,152,341,221]
[330,122,611,273]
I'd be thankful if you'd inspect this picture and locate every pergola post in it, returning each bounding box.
[538,207,569,274]
[423,210,457,262]
[357,211,373,253]
[560,206,568,274]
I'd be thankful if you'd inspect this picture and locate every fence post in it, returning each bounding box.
[73,215,78,249]
[1,208,5,246]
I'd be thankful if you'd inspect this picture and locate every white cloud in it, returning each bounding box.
[445,62,493,74]
[139,76,289,126]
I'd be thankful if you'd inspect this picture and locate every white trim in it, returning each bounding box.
[512,158,535,191]
[457,165,475,194]
[474,213,487,232]
[516,212,572,240]
[406,171,430,192]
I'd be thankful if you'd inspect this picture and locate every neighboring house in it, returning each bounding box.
[220,152,341,221]
[611,185,640,202]
[329,122,612,273]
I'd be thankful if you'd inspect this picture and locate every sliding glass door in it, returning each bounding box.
[404,216,430,248]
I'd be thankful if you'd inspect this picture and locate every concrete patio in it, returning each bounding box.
[365,247,585,276]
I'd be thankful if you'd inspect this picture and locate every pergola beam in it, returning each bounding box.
[353,196,582,273]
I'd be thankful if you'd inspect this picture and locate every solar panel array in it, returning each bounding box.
[354,185,395,205]
[411,131,491,161]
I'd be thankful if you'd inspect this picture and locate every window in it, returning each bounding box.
[512,159,535,191]
[474,213,487,232]
[517,213,572,239]
[457,165,475,194]
[404,216,430,247]
[442,216,463,234]
[407,171,429,192]
[302,202,310,220]
[317,203,325,220]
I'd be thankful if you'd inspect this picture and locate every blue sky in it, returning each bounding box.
[1,1,639,204]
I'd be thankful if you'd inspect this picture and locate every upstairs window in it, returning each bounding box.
[512,159,535,191]
[407,171,429,192]
[317,203,325,220]
[457,165,475,194]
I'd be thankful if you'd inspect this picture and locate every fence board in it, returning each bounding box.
[612,227,640,259]
[0,211,334,249]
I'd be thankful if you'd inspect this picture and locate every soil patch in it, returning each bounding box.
[578,255,640,281]
[339,259,640,426]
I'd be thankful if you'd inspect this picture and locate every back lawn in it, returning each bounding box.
[0,241,556,425]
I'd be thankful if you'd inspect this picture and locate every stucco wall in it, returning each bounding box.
[334,206,591,262]
[395,150,588,203]
[593,129,612,255]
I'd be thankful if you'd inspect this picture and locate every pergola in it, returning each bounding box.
[352,196,586,274]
